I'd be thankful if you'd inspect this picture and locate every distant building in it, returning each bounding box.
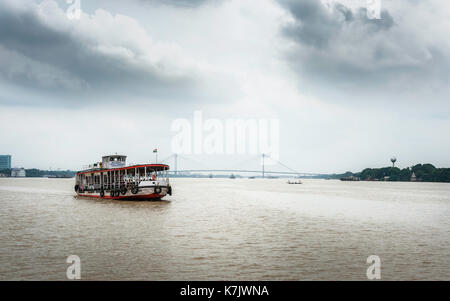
[11,168,26,177]
[0,173,8,178]
[0,155,11,170]
[411,172,417,182]
[340,175,360,181]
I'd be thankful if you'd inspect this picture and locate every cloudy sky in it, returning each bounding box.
[0,0,449,173]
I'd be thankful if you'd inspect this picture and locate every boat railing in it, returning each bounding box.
[81,175,169,191]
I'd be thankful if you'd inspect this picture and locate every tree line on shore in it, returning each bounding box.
[2,164,450,182]
[0,168,75,178]
[330,164,450,182]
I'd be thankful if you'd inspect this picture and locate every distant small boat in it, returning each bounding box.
[229,174,236,179]
[287,179,302,184]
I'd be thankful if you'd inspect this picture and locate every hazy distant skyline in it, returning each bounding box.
[1,0,449,173]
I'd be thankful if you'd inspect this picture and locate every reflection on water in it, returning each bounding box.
[0,178,449,280]
[75,195,172,210]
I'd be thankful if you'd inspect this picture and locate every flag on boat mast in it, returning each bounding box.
[153,148,158,163]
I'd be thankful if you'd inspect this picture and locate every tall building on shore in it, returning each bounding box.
[0,155,12,170]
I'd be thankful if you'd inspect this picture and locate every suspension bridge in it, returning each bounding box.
[156,153,324,178]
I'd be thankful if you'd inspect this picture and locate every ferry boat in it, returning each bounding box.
[74,155,172,200]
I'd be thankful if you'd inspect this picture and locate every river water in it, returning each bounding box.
[0,178,449,280]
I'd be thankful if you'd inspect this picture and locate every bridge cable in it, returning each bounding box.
[265,154,301,175]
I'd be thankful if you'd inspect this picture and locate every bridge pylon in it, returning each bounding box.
[262,153,265,179]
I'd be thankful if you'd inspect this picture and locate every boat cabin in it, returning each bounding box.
[102,155,127,169]
[76,161,169,193]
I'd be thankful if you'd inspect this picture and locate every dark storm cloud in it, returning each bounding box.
[280,0,394,48]
[281,0,343,48]
[278,0,448,102]
[0,1,205,106]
